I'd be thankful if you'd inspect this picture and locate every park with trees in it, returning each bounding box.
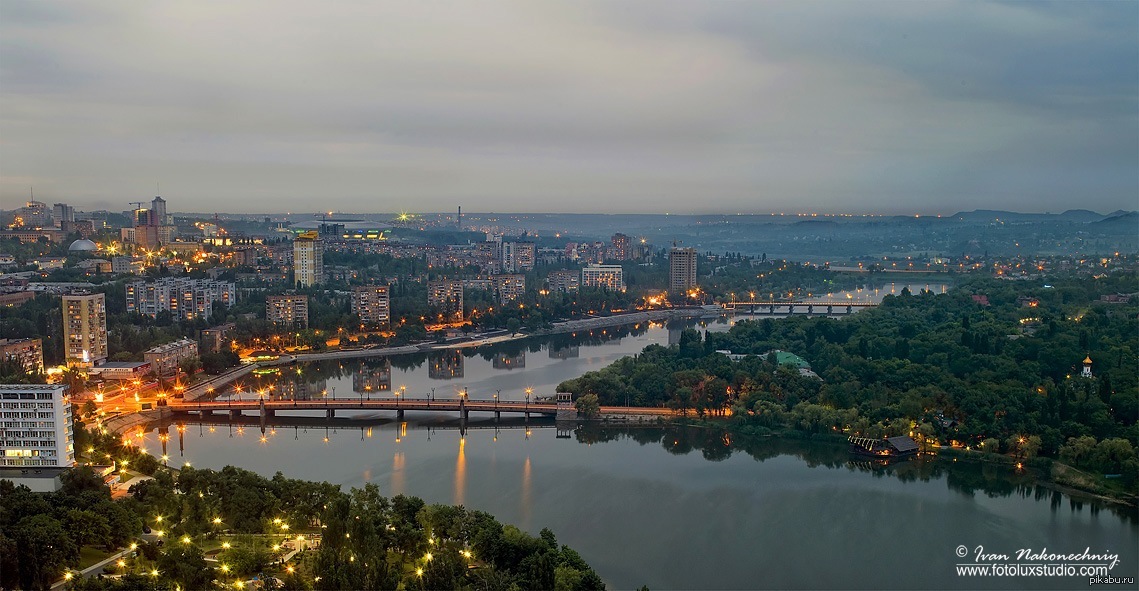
[557,273,1138,497]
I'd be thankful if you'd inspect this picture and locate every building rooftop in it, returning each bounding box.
[68,238,98,251]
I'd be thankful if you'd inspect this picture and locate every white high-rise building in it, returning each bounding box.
[293,232,324,287]
[0,384,74,469]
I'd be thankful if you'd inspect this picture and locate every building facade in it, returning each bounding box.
[547,270,580,293]
[609,233,631,261]
[266,294,310,328]
[493,274,526,303]
[0,338,44,375]
[62,292,108,366]
[0,384,74,468]
[669,247,697,294]
[143,339,198,376]
[293,231,324,287]
[352,285,391,326]
[125,278,236,322]
[502,241,535,272]
[427,280,464,321]
[581,264,626,291]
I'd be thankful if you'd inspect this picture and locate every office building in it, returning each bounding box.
[52,203,75,227]
[669,247,697,294]
[0,338,44,375]
[0,384,75,469]
[352,285,391,326]
[266,294,309,328]
[581,264,626,291]
[125,278,236,322]
[293,231,324,287]
[62,292,107,366]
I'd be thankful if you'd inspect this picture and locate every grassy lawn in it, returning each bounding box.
[78,546,117,570]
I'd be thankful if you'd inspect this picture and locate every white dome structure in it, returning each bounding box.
[68,239,98,252]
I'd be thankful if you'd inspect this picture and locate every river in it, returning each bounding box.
[143,283,1137,589]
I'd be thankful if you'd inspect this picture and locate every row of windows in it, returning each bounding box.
[1,458,62,467]
[2,430,59,438]
[0,392,54,400]
[1,440,58,448]
[1,412,55,419]
[1,421,59,428]
[4,448,57,457]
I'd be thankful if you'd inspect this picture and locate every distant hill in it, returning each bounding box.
[1058,209,1108,222]
[949,209,1106,223]
[1091,211,1138,234]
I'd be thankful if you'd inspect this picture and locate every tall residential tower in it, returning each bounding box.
[669,247,697,294]
[62,291,108,366]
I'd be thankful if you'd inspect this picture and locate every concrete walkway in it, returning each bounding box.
[51,548,131,589]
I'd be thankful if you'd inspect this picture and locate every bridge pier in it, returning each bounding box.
[495,411,501,421]
[396,409,405,420]
[827,305,833,314]
[807,304,813,314]
[327,409,335,418]
[229,410,241,419]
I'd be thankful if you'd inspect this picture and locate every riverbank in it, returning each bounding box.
[666,416,1139,507]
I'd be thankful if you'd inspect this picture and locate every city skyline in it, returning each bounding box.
[2,1,1136,215]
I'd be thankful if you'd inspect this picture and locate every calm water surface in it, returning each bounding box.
[148,283,1136,589]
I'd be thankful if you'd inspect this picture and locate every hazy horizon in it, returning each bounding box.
[3,1,1136,215]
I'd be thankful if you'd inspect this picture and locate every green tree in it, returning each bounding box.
[574,393,600,419]
[11,514,78,590]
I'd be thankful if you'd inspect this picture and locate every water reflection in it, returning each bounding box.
[149,412,1136,526]
[574,424,1138,523]
[429,350,464,379]
[352,358,391,393]
[454,435,466,506]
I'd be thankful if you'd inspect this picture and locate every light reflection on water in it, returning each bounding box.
[140,282,1138,588]
[150,418,1136,590]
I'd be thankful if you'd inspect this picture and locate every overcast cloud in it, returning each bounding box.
[1,1,1135,214]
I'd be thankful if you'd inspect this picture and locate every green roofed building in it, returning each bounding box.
[768,350,811,369]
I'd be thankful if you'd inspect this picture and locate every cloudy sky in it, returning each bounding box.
[2,1,1136,215]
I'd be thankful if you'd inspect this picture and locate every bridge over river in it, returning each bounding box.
[718,301,877,315]
[167,397,674,421]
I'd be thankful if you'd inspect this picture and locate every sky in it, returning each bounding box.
[1,1,1136,215]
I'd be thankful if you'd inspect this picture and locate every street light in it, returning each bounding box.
[525,387,532,414]
[494,389,499,412]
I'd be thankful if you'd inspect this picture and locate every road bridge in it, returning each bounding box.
[719,301,877,315]
[167,397,674,421]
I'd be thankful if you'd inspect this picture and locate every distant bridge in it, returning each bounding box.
[166,397,674,421]
[718,301,878,315]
